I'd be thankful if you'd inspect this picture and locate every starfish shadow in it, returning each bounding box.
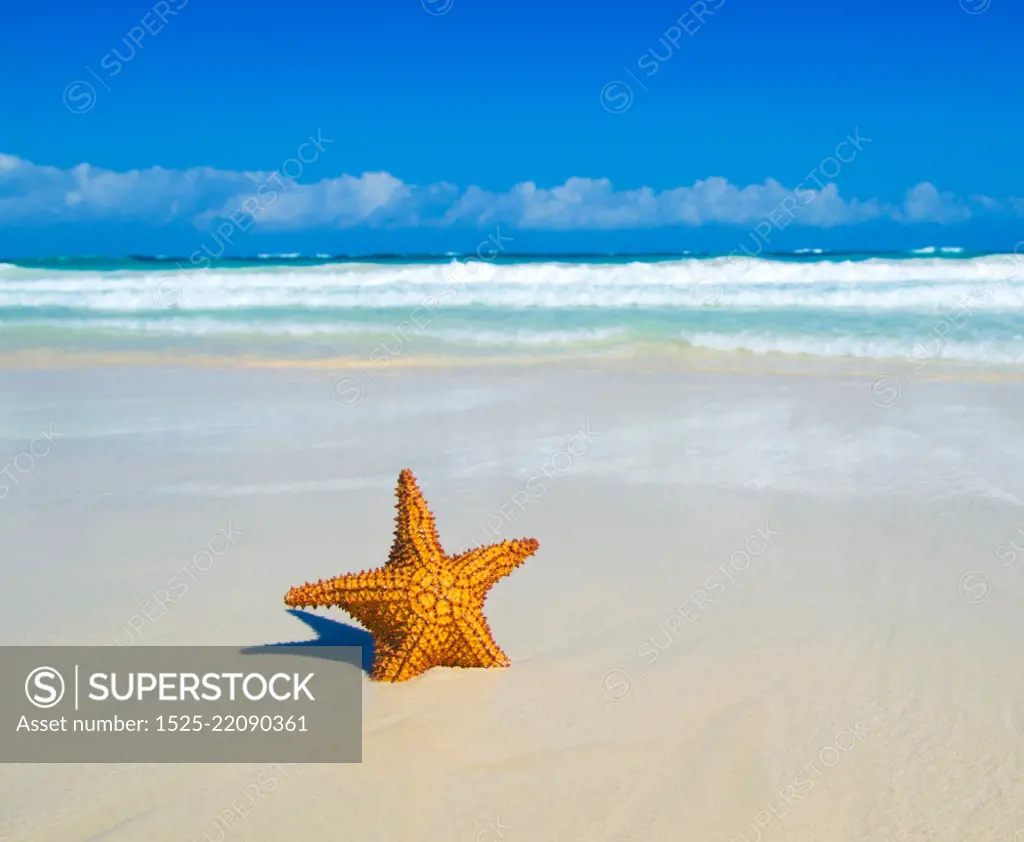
[239,609,375,675]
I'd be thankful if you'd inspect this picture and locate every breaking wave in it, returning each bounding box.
[2,255,1023,363]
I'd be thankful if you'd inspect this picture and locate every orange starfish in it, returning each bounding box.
[284,469,539,682]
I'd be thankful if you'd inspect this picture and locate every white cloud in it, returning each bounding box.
[897,182,971,223]
[0,154,253,224]
[197,172,412,229]
[466,179,1005,228]
[442,176,891,229]
[0,153,1013,230]
[971,193,1002,211]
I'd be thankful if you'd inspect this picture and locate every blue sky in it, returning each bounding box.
[2,0,1022,255]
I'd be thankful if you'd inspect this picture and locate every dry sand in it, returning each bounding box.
[1,355,1024,841]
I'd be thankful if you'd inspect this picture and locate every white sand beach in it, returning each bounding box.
[2,353,1024,841]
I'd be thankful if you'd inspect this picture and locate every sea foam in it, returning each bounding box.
[1,256,1022,363]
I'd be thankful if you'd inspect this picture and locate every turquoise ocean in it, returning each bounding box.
[1,250,1023,363]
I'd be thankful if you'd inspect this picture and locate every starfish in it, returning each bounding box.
[284,469,540,682]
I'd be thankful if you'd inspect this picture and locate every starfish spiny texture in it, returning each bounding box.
[284,469,540,682]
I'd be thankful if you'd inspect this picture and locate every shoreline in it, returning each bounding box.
[2,346,1024,382]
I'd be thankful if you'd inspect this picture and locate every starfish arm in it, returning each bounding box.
[285,569,405,609]
[285,570,414,640]
[371,623,436,682]
[386,469,445,570]
[450,613,511,669]
[455,538,540,590]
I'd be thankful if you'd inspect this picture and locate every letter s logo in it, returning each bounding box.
[25,667,65,709]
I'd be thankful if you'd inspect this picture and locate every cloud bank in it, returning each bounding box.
[0,152,1017,232]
